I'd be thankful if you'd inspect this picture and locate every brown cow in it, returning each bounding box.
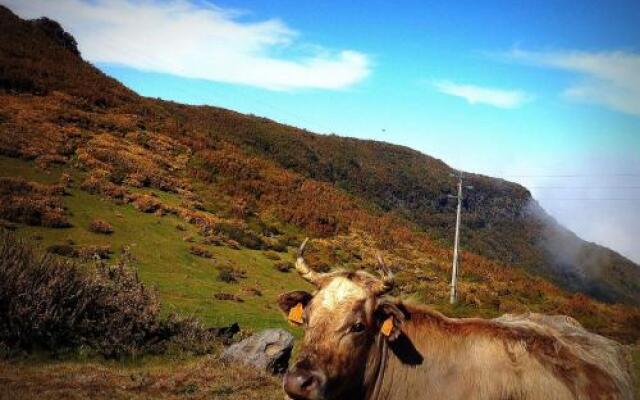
[278,239,635,400]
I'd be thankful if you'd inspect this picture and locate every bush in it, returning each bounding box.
[274,261,292,273]
[88,219,114,234]
[131,194,162,213]
[217,265,246,283]
[266,238,288,252]
[46,243,76,257]
[0,232,216,358]
[202,235,223,246]
[213,293,243,302]
[76,244,112,260]
[213,223,265,250]
[189,245,213,259]
[0,177,71,228]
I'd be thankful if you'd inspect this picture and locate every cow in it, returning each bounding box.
[278,239,635,400]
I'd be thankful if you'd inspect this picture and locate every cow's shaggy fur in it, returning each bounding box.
[369,303,635,400]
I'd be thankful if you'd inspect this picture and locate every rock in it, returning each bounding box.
[208,322,240,345]
[222,329,294,374]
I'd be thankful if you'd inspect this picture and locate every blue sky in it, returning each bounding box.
[6,0,640,262]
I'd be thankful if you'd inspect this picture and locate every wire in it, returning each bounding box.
[535,198,640,201]
[502,174,640,178]
[528,186,640,189]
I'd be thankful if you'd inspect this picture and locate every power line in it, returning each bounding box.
[529,186,640,189]
[535,198,640,201]
[502,174,640,178]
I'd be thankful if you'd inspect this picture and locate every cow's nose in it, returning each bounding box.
[283,367,324,400]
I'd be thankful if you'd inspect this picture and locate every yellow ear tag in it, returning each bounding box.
[288,303,304,324]
[381,317,394,337]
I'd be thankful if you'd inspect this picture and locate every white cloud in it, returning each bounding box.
[433,80,530,109]
[3,0,370,91]
[507,49,640,117]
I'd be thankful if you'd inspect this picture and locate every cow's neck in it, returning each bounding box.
[363,305,469,400]
[362,332,389,400]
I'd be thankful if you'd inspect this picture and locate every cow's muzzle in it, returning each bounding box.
[283,365,326,400]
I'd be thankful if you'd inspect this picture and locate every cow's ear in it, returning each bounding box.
[375,301,405,341]
[278,291,312,325]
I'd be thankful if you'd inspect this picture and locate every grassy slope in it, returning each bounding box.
[0,155,311,333]
[0,154,300,398]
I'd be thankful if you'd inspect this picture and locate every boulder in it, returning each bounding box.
[222,328,294,374]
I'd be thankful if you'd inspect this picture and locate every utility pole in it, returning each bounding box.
[449,175,463,304]
[448,172,474,304]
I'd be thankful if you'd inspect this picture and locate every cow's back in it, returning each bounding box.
[493,313,635,399]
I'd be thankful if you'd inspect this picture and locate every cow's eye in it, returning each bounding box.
[350,322,366,333]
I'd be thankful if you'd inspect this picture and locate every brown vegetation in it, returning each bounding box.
[217,266,246,284]
[274,261,293,273]
[0,232,216,358]
[88,218,114,234]
[0,177,70,227]
[188,245,214,259]
[0,356,282,400]
[213,293,244,302]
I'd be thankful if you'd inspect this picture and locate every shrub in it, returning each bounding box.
[76,245,112,260]
[217,268,237,283]
[213,293,243,302]
[274,261,292,273]
[213,222,265,250]
[46,243,76,257]
[202,235,223,246]
[88,219,114,234]
[0,177,71,228]
[266,238,288,252]
[216,266,246,283]
[188,245,213,259]
[131,194,162,213]
[0,232,216,358]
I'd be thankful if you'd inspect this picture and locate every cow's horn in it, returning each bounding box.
[295,238,321,286]
[373,253,394,295]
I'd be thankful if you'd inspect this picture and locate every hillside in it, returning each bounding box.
[170,107,640,305]
[0,2,639,353]
[4,3,636,306]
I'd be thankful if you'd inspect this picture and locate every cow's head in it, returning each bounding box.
[278,239,404,400]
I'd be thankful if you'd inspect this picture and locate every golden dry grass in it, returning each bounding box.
[0,356,282,400]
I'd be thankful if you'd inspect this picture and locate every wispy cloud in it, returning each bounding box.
[507,49,640,117]
[4,0,371,91]
[433,80,530,109]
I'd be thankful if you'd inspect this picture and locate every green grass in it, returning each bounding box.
[1,156,311,334]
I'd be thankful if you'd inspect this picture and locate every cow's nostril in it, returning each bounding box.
[300,375,315,389]
[283,369,324,399]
